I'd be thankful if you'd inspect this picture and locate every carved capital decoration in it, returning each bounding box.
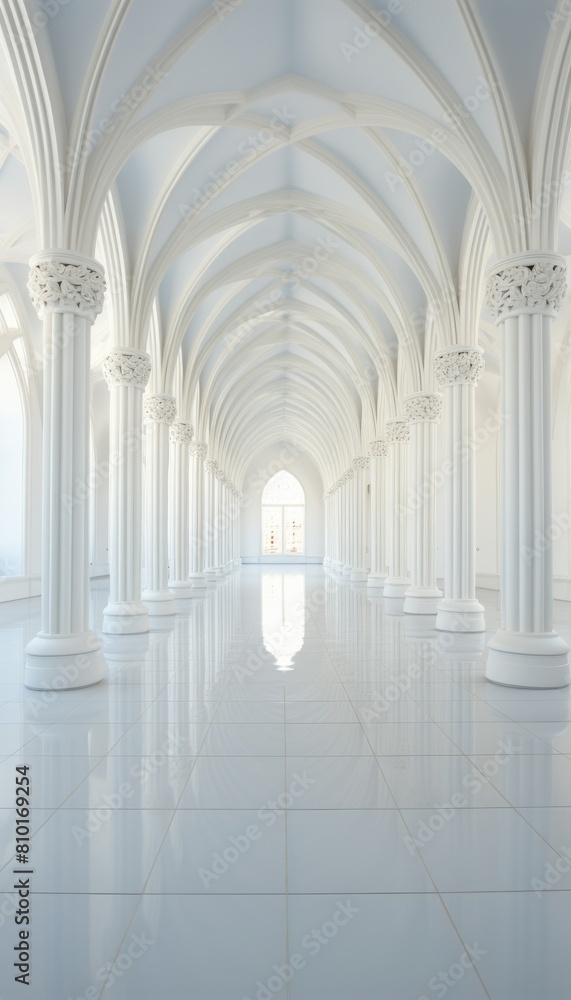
[205,459,218,475]
[28,252,106,321]
[385,419,410,443]
[143,394,176,425]
[369,439,388,458]
[486,253,567,321]
[404,392,443,423]
[190,441,208,460]
[344,468,354,482]
[433,347,484,388]
[353,456,370,471]
[103,350,151,390]
[169,421,194,445]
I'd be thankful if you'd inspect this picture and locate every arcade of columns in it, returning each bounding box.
[23,251,570,693]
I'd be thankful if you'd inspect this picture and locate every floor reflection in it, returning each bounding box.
[262,572,305,669]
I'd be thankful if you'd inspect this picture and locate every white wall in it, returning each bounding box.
[240,442,324,563]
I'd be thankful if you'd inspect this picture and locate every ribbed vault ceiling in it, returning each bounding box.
[1,0,571,488]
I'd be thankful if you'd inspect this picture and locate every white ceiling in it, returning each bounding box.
[0,0,570,487]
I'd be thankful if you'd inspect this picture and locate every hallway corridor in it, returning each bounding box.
[2,568,571,997]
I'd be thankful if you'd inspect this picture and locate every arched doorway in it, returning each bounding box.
[261,470,305,555]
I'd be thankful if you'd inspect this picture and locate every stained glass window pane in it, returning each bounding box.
[284,506,304,554]
[262,506,282,554]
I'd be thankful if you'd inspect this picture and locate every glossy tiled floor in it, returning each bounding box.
[2,568,571,997]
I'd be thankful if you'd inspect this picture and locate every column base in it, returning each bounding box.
[24,632,107,691]
[142,590,177,616]
[367,573,386,592]
[403,587,443,615]
[104,632,150,661]
[350,567,368,582]
[437,631,487,658]
[383,596,405,616]
[403,614,438,639]
[188,573,208,593]
[169,580,195,599]
[343,565,352,577]
[102,601,149,636]
[383,577,409,598]
[486,631,570,689]
[435,599,485,633]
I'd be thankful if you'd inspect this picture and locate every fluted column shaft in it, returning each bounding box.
[25,252,107,690]
[351,457,369,582]
[403,393,443,615]
[168,421,194,597]
[189,442,208,590]
[343,470,354,576]
[143,395,177,616]
[485,254,570,687]
[368,440,387,591]
[204,460,218,581]
[383,419,410,598]
[433,346,485,632]
[214,471,225,576]
[102,348,151,635]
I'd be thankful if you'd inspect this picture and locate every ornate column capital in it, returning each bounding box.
[433,345,484,388]
[485,253,567,322]
[28,251,106,321]
[369,438,388,458]
[205,459,218,475]
[385,418,410,443]
[103,349,151,391]
[404,392,443,423]
[353,455,370,471]
[169,421,194,445]
[190,441,208,460]
[143,394,176,425]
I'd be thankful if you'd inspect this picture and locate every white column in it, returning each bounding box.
[403,392,443,615]
[102,348,151,635]
[383,419,410,598]
[323,491,330,569]
[223,478,233,573]
[343,469,353,576]
[334,481,342,573]
[214,470,225,576]
[433,346,485,632]
[189,441,208,592]
[368,439,388,592]
[485,254,570,688]
[168,420,194,598]
[351,456,369,582]
[25,252,107,690]
[142,394,177,616]
[204,459,218,581]
[233,488,241,567]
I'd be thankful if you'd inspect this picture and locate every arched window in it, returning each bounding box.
[262,470,305,555]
